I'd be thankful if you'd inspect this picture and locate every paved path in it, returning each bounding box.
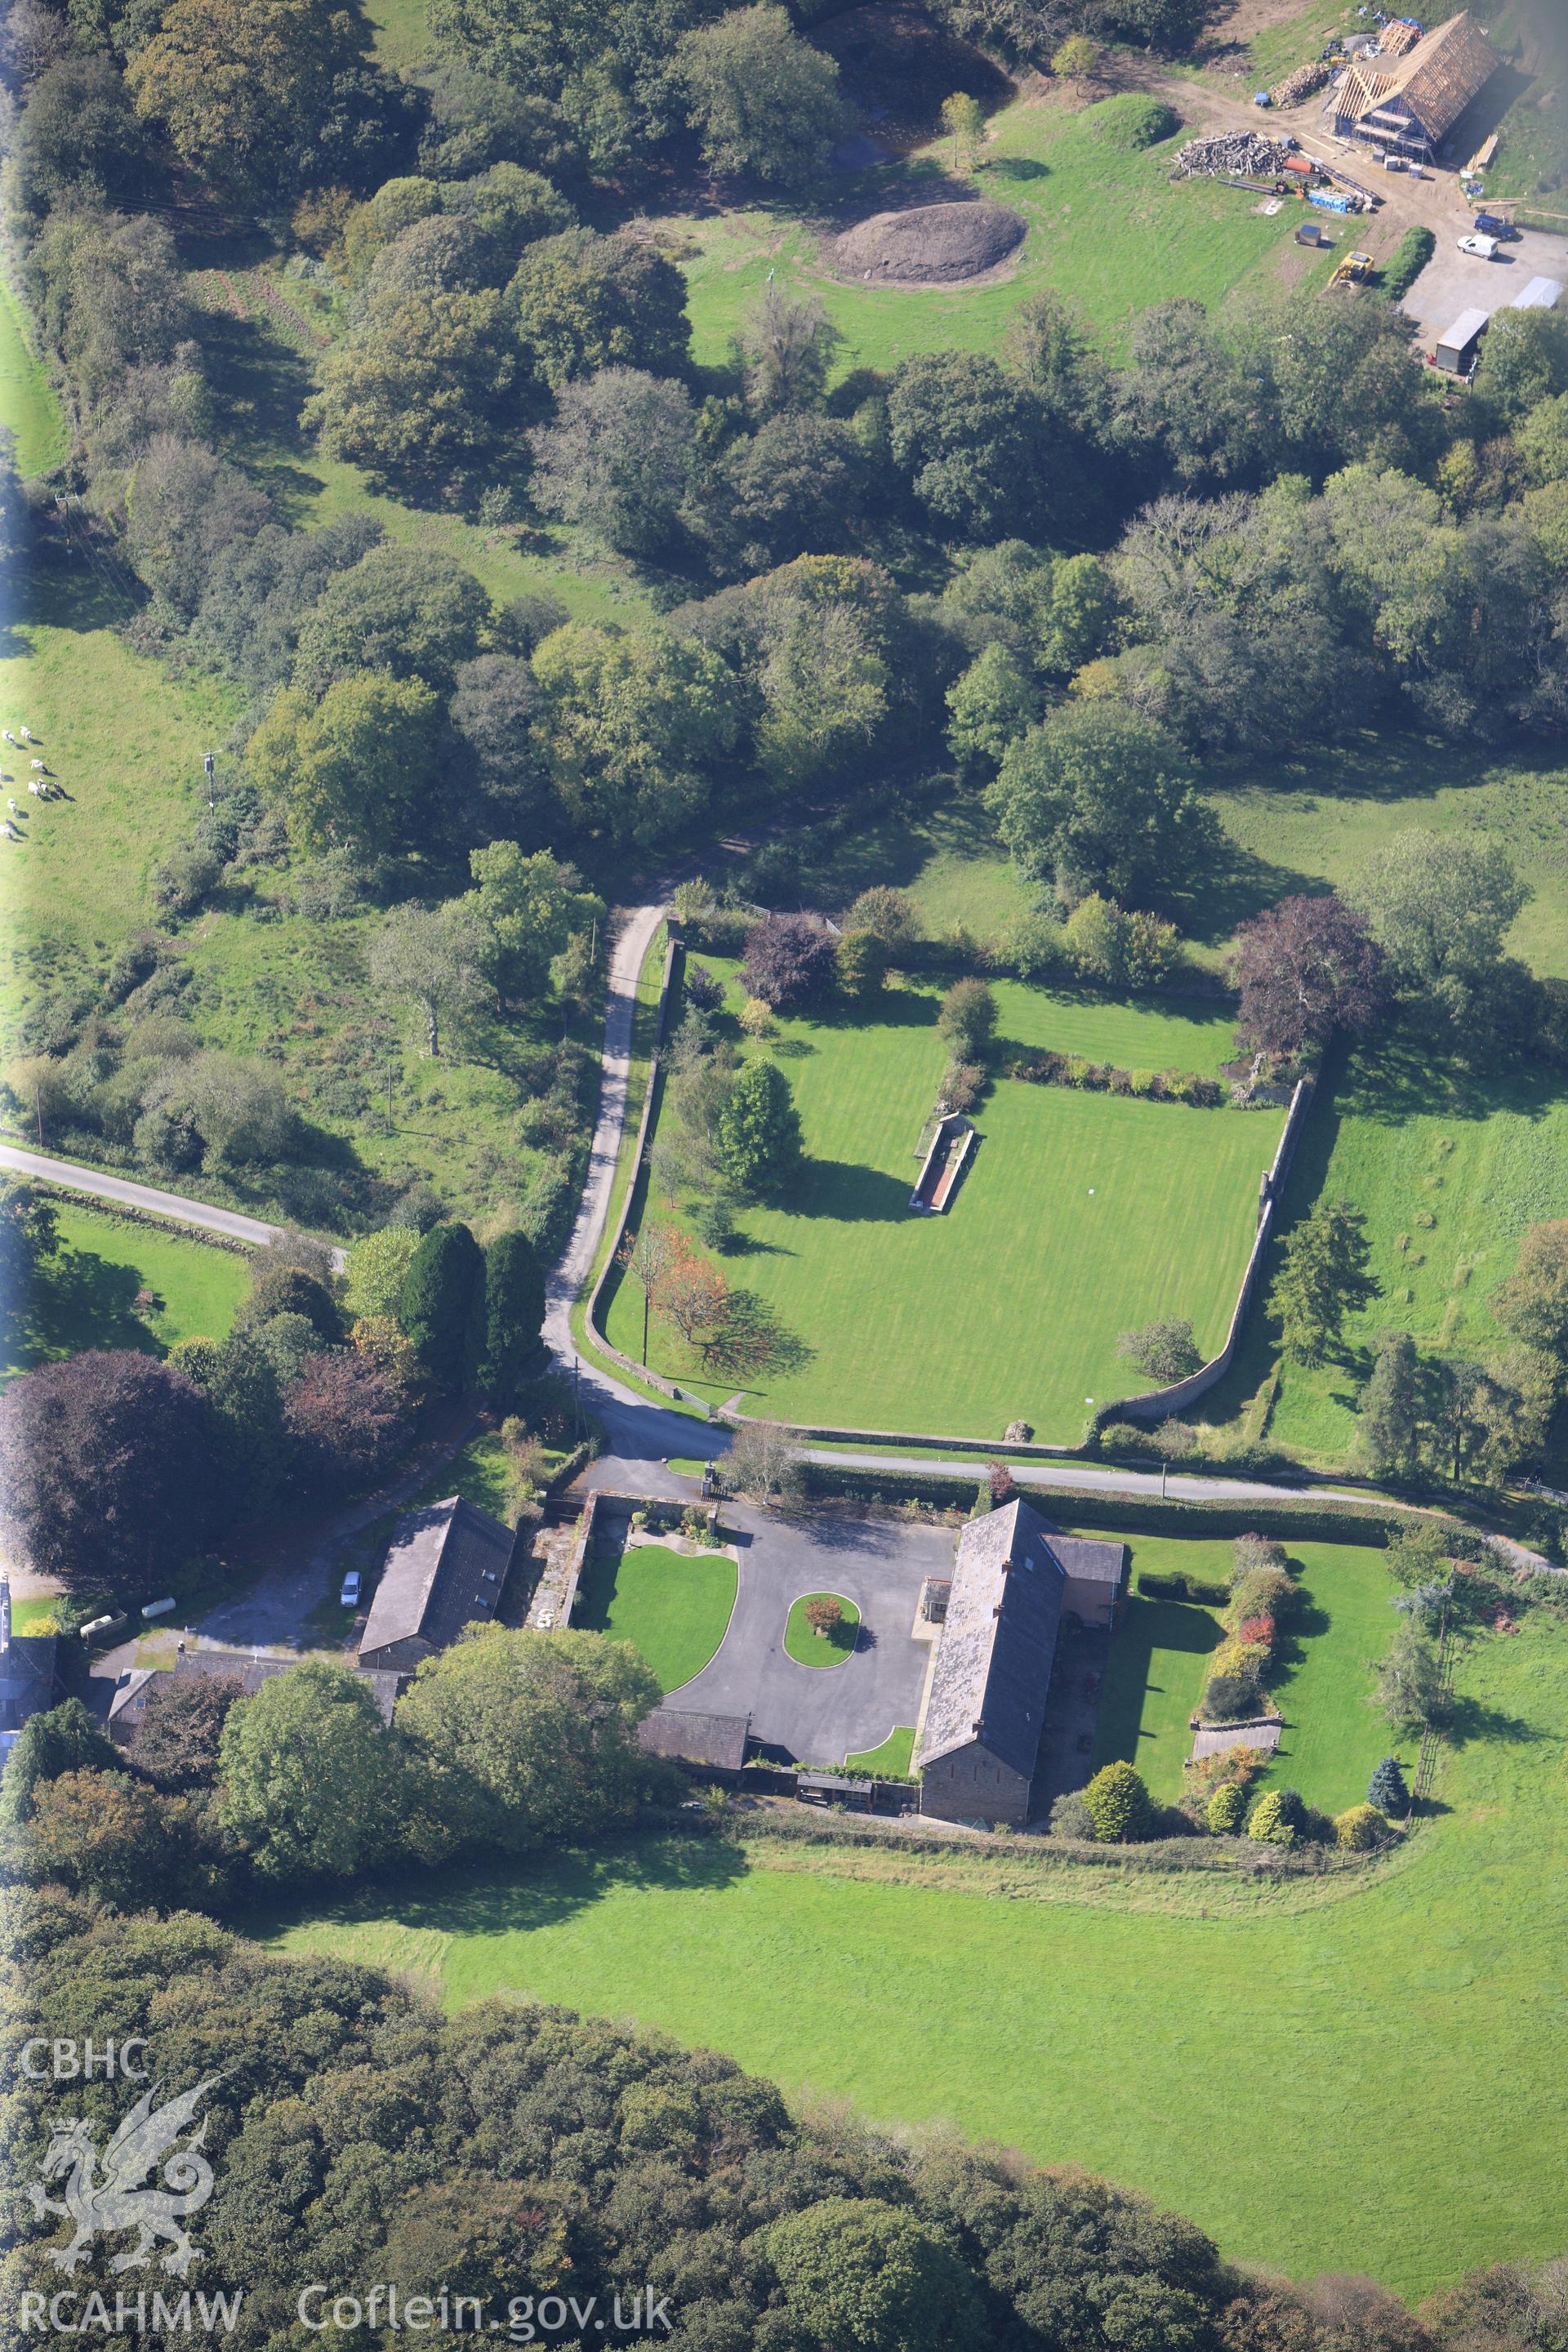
[0,1143,347,1271]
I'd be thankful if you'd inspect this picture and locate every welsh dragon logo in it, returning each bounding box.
[29,2077,220,2276]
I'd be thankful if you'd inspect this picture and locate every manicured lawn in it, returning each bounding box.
[1089,1529,1397,1814]
[680,90,1316,379]
[784,1591,860,1667]
[2,1203,251,1380]
[1094,1592,1223,1804]
[604,965,1281,1441]
[573,1542,737,1694]
[0,273,67,478]
[1266,1541,1400,1815]
[265,1617,1568,2300]
[844,1725,916,1776]
[996,980,1238,1078]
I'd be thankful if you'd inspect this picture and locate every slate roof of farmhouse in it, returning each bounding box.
[636,1708,750,1771]
[108,1648,403,1729]
[919,1502,1064,1774]
[919,1501,1128,1775]
[1342,11,1499,138]
[359,1497,515,1662]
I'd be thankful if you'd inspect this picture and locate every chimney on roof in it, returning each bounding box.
[972,1717,986,1738]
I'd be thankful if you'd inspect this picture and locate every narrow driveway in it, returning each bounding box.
[543,901,664,1361]
[0,1142,346,1270]
[669,1503,953,1765]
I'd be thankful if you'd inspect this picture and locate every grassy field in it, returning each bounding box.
[2,1202,251,1379]
[820,743,1568,986]
[844,1724,916,1775]
[1090,1528,1397,1813]
[0,546,600,1228]
[1207,740,1568,979]
[264,1613,1568,2300]
[408,1431,536,1523]
[679,88,1328,380]
[784,1590,860,1666]
[0,561,236,1010]
[1226,0,1353,92]
[573,1540,738,1694]
[1256,1043,1568,1462]
[602,962,1279,1439]
[363,0,429,67]
[0,274,68,479]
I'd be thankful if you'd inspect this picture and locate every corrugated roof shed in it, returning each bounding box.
[1435,305,1491,359]
[359,1497,514,1663]
[1343,11,1499,139]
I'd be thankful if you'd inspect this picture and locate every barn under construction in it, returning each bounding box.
[1331,11,1500,162]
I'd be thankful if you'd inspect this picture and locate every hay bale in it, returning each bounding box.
[830,200,1025,285]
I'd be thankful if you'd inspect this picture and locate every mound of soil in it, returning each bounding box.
[831,200,1025,284]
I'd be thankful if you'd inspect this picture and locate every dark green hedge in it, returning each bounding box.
[1136,1569,1231,1604]
[802,1465,1393,1548]
[1383,225,1436,301]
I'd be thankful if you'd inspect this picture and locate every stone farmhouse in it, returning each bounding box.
[357,1495,516,1675]
[917,1499,1126,1825]
[109,1643,403,1743]
[1331,11,1499,161]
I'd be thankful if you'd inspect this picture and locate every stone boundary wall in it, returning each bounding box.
[584,945,1313,1455]
[1093,1076,1316,1429]
[556,1488,599,1628]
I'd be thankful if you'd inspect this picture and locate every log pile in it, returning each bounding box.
[1173,131,1292,179]
[1270,59,1331,105]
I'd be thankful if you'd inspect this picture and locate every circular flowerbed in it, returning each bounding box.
[784,1592,861,1667]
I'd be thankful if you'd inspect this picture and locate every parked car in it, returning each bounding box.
[1457,233,1500,258]
[1472,212,1521,240]
[340,1570,362,1610]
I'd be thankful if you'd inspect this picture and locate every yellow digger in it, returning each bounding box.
[1330,250,1374,289]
